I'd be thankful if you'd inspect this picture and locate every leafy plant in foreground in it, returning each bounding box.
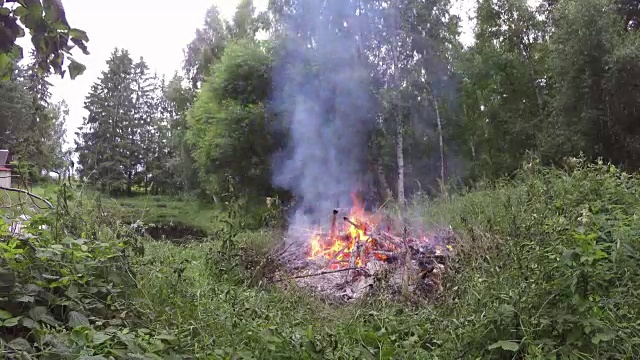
[0,187,187,358]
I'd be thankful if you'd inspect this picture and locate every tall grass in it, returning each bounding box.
[130,158,640,358]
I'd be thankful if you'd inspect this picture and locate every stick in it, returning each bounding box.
[0,186,53,209]
[346,241,362,281]
[343,217,362,230]
[329,244,349,263]
[371,250,396,258]
[379,232,403,247]
[402,225,411,298]
[273,267,359,282]
[330,209,338,242]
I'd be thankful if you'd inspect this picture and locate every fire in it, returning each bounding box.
[307,193,394,269]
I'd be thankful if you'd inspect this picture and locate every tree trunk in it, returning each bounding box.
[392,0,405,207]
[433,98,446,195]
[371,154,393,203]
[127,171,132,195]
[519,40,545,114]
[376,159,393,202]
[396,123,405,206]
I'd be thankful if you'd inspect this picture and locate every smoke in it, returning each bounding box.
[271,0,377,245]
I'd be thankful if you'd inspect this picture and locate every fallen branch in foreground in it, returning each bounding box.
[0,186,53,209]
[273,267,360,282]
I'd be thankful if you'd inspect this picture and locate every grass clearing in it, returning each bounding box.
[3,159,638,358]
[103,194,222,232]
[129,159,640,358]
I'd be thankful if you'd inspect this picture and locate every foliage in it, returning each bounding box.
[0,0,88,80]
[455,0,546,180]
[422,157,640,358]
[187,39,275,202]
[127,159,640,359]
[0,57,67,178]
[0,184,189,358]
[75,49,175,195]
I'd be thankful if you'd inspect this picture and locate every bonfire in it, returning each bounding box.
[278,193,454,301]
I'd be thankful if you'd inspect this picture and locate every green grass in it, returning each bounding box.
[134,234,442,359]
[12,160,637,358]
[88,192,224,233]
[130,158,640,359]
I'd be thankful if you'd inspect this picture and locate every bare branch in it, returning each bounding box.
[274,267,361,282]
[0,186,54,209]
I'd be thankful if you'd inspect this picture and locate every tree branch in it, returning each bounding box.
[0,186,54,209]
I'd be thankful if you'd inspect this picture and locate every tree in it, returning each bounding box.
[187,40,274,201]
[0,59,66,177]
[455,0,547,180]
[127,58,157,193]
[183,6,228,89]
[0,0,88,80]
[76,49,136,192]
[164,73,199,193]
[543,0,618,163]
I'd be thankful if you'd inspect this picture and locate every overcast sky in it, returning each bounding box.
[43,0,476,148]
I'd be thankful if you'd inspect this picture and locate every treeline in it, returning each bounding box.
[74,0,640,202]
[74,49,179,194]
[0,51,69,179]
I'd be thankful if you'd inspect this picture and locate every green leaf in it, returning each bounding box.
[0,7,9,16]
[66,284,78,298]
[154,334,177,342]
[592,331,615,344]
[3,317,20,327]
[0,269,16,294]
[488,340,520,352]
[28,306,47,321]
[16,295,35,303]
[0,309,12,320]
[68,28,88,41]
[92,332,111,345]
[42,0,68,26]
[7,337,33,353]
[20,317,38,329]
[68,59,86,79]
[23,284,42,295]
[10,44,23,59]
[14,6,28,17]
[68,311,90,328]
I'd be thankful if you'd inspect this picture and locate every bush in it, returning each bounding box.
[426,158,640,358]
[0,187,187,358]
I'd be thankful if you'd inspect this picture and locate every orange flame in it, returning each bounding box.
[307,193,392,269]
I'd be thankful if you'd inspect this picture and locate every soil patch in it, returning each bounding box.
[143,223,208,242]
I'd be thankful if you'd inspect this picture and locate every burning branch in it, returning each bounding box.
[330,209,338,241]
[343,216,363,231]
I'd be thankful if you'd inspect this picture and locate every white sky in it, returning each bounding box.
[40,0,477,148]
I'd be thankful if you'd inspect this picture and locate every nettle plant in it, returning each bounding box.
[0,195,183,358]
